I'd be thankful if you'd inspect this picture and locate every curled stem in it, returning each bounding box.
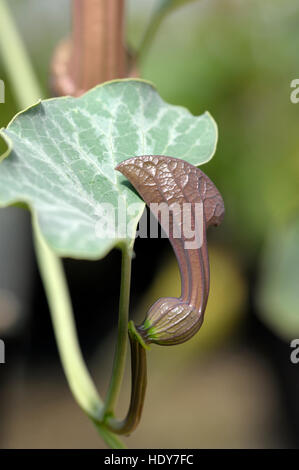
[102,246,148,435]
[105,321,147,435]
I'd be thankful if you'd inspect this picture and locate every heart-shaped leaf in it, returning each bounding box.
[0,79,217,259]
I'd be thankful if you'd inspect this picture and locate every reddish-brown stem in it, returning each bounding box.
[105,324,147,435]
[52,0,126,97]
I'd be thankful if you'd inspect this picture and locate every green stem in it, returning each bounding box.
[0,0,43,108]
[137,2,171,62]
[33,220,125,449]
[137,1,199,63]
[93,421,127,449]
[103,244,133,416]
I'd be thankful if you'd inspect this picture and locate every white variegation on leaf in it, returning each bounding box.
[0,79,217,259]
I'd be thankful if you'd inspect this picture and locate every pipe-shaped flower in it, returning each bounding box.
[116,155,225,346]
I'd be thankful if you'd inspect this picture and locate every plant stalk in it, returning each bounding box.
[105,322,147,435]
[102,244,133,417]
[33,220,125,449]
[0,0,43,108]
[137,2,169,63]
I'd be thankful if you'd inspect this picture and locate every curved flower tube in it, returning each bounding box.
[116,155,225,346]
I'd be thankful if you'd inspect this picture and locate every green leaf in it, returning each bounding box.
[257,218,299,340]
[0,79,217,260]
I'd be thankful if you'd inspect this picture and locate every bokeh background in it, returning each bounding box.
[0,0,299,448]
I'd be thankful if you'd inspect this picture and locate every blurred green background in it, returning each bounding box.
[0,0,299,448]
